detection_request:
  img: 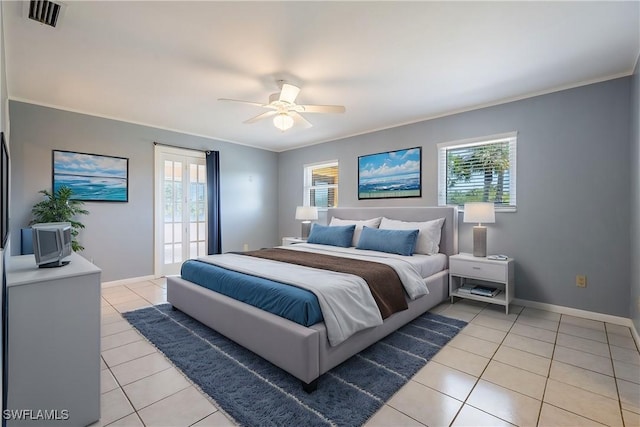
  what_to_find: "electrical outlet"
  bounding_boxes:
[243,243,249,251]
[576,275,587,288]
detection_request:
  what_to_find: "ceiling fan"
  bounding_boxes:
[218,82,346,132]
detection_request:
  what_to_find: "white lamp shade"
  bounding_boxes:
[463,202,495,224]
[273,113,294,131]
[295,206,318,221]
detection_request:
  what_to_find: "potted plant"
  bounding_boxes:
[30,186,89,252]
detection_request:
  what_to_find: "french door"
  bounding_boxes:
[154,145,207,276]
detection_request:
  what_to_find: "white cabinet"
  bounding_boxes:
[5,253,101,426]
[449,253,514,314]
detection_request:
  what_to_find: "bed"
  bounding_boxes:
[167,206,458,391]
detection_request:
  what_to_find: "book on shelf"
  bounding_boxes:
[470,285,501,297]
[457,285,476,294]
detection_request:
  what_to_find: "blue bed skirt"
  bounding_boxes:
[180,259,324,327]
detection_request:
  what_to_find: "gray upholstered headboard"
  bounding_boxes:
[327,206,458,256]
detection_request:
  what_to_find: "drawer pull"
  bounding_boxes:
[472,266,481,270]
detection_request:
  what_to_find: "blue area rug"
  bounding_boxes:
[123,304,466,427]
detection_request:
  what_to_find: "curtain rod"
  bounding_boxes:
[153,141,211,155]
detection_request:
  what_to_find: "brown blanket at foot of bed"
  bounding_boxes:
[240,248,408,318]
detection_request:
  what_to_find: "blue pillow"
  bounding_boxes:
[356,226,419,256]
[307,224,355,248]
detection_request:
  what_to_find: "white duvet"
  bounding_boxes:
[197,243,431,346]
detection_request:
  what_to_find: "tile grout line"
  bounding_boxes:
[535,312,561,427]
[448,304,517,426]
[98,291,636,427]
[607,322,628,427]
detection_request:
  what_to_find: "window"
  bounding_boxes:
[438,132,517,210]
[304,161,338,209]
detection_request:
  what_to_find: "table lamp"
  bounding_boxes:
[295,206,318,239]
[463,202,495,257]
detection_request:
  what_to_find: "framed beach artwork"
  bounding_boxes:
[52,150,129,202]
[358,147,422,200]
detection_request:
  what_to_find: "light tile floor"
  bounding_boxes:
[97,279,640,427]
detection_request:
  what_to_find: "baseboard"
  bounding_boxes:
[513,298,632,326]
[513,298,640,349]
[101,275,158,288]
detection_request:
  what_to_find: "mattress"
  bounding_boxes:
[181,243,447,330]
[180,259,323,326]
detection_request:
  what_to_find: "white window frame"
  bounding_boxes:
[437,132,517,211]
[303,160,339,210]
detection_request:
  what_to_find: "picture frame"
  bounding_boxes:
[358,147,422,200]
[52,150,129,202]
[1,132,8,249]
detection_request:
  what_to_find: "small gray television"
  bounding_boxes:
[32,222,72,268]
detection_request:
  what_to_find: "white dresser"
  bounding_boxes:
[5,253,101,426]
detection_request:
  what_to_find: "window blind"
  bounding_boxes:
[304,161,339,209]
[438,133,517,209]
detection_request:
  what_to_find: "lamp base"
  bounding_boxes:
[472,226,487,257]
[301,222,311,239]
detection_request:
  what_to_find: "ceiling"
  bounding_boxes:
[3,1,639,152]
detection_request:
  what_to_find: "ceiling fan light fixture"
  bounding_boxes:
[273,113,294,132]
[219,81,345,131]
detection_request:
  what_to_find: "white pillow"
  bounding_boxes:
[329,217,382,247]
[379,217,445,255]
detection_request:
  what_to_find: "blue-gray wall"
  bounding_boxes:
[8,101,279,282]
[631,57,639,332]
[279,78,632,318]
[7,75,636,319]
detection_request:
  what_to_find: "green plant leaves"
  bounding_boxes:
[31,186,89,251]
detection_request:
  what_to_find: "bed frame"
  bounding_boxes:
[167,206,458,392]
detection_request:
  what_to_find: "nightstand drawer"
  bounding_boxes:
[450,259,506,282]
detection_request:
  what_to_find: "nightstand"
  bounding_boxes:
[449,253,514,314]
[282,237,307,246]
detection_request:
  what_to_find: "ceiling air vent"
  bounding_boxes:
[28,0,63,28]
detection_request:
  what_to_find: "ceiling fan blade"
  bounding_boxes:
[279,83,300,104]
[298,104,346,114]
[243,110,277,124]
[218,98,266,107]
[290,111,313,128]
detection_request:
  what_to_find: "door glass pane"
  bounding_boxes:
[175,182,183,205]
[173,243,182,263]
[189,197,197,221]
[190,242,198,258]
[164,202,173,222]
[173,223,182,243]
[197,202,204,221]
[174,200,182,222]
[164,223,173,243]
[189,222,197,241]
[164,244,173,264]
[164,161,173,181]
[198,222,206,240]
